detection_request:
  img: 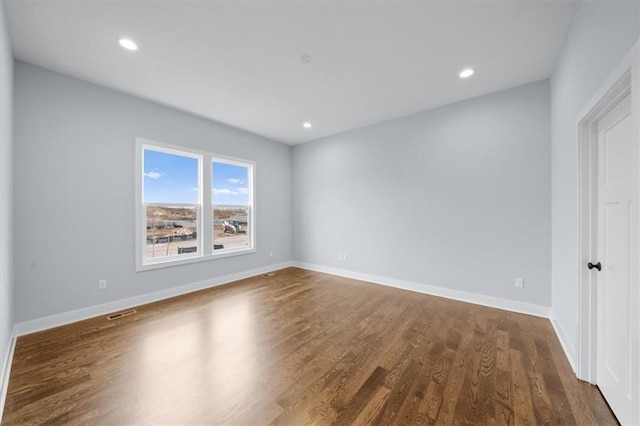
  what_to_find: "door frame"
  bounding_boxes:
[576,40,640,419]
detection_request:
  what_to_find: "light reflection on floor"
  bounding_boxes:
[134,295,257,422]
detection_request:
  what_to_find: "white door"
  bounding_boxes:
[595,93,638,423]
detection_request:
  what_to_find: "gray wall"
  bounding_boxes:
[13,62,292,323]
[550,2,640,357]
[0,0,14,379]
[11,0,637,350]
[293,80,551,306]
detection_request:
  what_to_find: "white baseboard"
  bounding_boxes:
[550,312,577,374]
[13,261,293,337]
[293,261,551,318]
[0,329,16,422]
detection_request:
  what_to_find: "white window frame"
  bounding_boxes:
[212,155,256,257]
[135,138,256,272]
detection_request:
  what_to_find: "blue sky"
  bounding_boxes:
[212,161,249,205]
[143,149,249,205]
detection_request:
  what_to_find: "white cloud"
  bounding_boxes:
[228,178,242,184]
[213,188,246,196]
[213,188,232,195]
[144,171,163,179]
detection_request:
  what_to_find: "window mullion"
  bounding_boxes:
[202,154,213,255]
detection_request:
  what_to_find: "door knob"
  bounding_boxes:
[588,262,602,271]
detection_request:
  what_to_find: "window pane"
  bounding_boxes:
[146,205,198,260]
[213,206,249,250]
[212,161,250,250]
[144,149,199,204]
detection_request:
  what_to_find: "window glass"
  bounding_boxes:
[143,149,198,204]
[143,148,200,262]
[212,160,250,251]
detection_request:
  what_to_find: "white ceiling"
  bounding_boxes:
[6,0,578,145]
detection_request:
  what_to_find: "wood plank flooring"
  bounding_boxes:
[2,267,617,424]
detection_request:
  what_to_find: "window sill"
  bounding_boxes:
[136,247,256,272]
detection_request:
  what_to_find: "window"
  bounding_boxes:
[212,159,252,252]
[136,138,255,271]
[143,147,201,263]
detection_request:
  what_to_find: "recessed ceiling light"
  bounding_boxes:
[303,122,312,128]
[459,68,474,79]
[119,38,138,51]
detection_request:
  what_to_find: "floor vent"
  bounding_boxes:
[107,309,137,320]
[262,273,275,278]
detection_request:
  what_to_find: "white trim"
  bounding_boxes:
[550,312,577,374]
[134,247,258,272]
[136,138,203,271]
[575,40,640,424]
[0,329,16,422]
[211,156,256,257]
[135,137,257,272]
[13,262,292,337]
[576,40,640,387]
[293,262,550,318]
[634,40,640,426]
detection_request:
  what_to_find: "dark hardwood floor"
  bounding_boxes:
[2,267,617,424]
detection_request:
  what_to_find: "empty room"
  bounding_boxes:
[0,0,639,424]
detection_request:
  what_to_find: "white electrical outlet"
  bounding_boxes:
[99,279,107,290]
[269,251,273,257]
[343,254,348,261]
[515,278,524,288]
